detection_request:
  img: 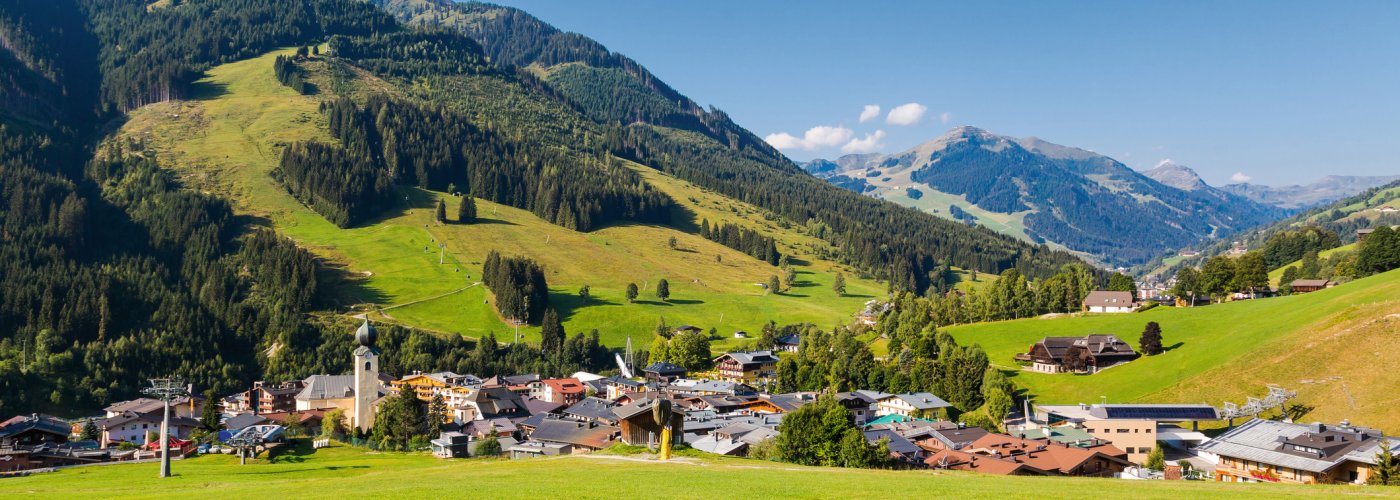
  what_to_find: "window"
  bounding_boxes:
[365,361,371,370]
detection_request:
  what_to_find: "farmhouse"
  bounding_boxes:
[0,414,71,448]
[1202,419,1399,485]
[642,361,688,384]
[1082,291,1137,313]
[1290,279,1334,293]
[863,392,952,420]
[775,333,801,353]
[1019,335,1138,374]
[712,351,779,383]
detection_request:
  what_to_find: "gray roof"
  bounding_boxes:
[775,334,801,346]
[528,419,618,449]
[864,429,921,456]
[893,392,952,410]
[717,350,779,365]
[1083,291,1135,308]
[643,361,688,375]
[296,375,357,401]
[564,397,620,424]
[223,413,268,431]
[1198,419,1391,473]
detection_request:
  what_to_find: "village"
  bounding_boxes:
[4,299,1397,488]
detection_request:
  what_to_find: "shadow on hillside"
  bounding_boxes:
[190,80,231,101]
[667,298,704,305]
[314,260,392,310]
[469,217,518,226]
[1163,342,1185,352]
[550,292,622,323]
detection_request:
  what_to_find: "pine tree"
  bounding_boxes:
[767,275,780,294]
[435,199,447,223]
[1139,321,1164,355]
[457,196,476,223]
[1370,439,1399,486]
[668,235,678,249]
[80,421,100,441]
[427,394,448,437]
[200,395,222,432]
[540,307,565,354]
[655,278,670,301]
[833,273,846,296]
[625,283,639,303]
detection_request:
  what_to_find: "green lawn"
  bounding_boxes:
[949,268,1400,431]
[0,442,1379,499]
[114,49,886,348]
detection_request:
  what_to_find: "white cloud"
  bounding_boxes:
[1231,171,1253,183]
[841,130,887,154]
[886,102,928,125]
[764,125,854,151]
[939,111,953,124]
[1155,158,1175,167]
[859,105,881,123]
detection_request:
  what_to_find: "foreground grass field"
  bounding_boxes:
[950,268,1400,431]
[2,443,1388,499]
[114,49,904,347]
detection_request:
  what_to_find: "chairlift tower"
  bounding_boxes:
[142,377,188,478]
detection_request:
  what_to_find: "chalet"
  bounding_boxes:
[1202,419,1399,485]
[464,386,530,421]
[1020,335,1138,374]
[674,325,704,336]
[925,433,1130,476]
[712,350,780,383]
[918,424,990,452]
[94,411,199,447]
[539,378,587,406]
[690,422,777,456]
[1357,228,1374,239]
[863,392,952,420]
[865,428,926,464]
[774,333,801,353]
[518,418,614,455]
[223,413,269,432]
[0,414,70,447]
[1290,279,1334,293]
[563,397,620,425]
[1082,291,1136,313]
[642,361,688,384]
[259,409,327,433]
[104,396,204,420]
[242,380,304,415]
[613,397,685,448]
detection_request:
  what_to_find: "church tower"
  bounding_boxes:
[353,319,380,432]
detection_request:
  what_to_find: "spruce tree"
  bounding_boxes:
[767,275,780,294]
[435,199,447,223]
[625,283,639,303]
[1139,321,1163,355]
[427,394,447,437]
[833,273,846,296]
[540,307,565,354]
[1145,445,1166,471]
[200,395,222,432]
[457,195,476,224]
[1370,439,1399,486]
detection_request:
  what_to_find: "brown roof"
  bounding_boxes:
[950,433,1128,475]
[1291,279,1332,288]
[1082,291,1135,308]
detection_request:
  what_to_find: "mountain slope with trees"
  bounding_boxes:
[804,126,1285,267]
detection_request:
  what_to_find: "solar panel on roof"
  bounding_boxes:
[1101,406,1218,420]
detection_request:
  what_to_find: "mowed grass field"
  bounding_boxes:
[949,269,1400,431]
[0,443,1382,499]
[115,49,889,347]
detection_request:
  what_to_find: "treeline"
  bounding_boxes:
[700,219,780,265]
[1259,227,1341,271]
[79,0,395,112]
[482,251,550,325]
[874,265,1099,349]
[326,29,493,80]
[273,54,309,94]
[318,95,672,231]
[276,141,396,227]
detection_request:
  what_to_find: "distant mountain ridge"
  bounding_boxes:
[803,127,1286,267]
[1221,175,1400,209]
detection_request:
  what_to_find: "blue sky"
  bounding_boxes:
[486,1,1400,186]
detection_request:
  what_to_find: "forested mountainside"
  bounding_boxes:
[359,0,1091,290]
[1144,178,1400,278]
[804,127,1284,267]
[0,0,1094,415]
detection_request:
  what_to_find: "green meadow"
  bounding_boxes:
[115,49,897,348]
[949,268,1400,431]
